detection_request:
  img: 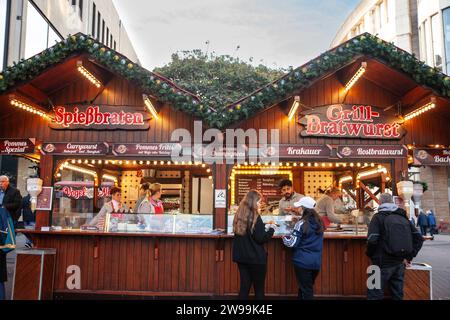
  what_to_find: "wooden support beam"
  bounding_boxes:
[343,187,357,203]
[359,181,381,205]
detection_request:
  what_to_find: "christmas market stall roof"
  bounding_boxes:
[220,32,450,129]
[0,33,204,119]
[1,32,450,129]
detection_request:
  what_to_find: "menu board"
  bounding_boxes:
[235,174,290,204]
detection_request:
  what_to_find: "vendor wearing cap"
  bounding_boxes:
[278,179,303,216]
[283,196,324,300]
[315,187,343,226]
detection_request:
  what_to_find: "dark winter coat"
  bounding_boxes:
[232,215,274,265]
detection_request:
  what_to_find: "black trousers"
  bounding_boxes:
[237,263,267,299]
[367,263,405,300]
[294,266,319,300]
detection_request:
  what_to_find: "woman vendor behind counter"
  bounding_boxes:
[137,183,164,214]
[88,186,128,229]
[315,188,344,227]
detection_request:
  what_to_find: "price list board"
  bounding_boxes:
[235,174,290,204]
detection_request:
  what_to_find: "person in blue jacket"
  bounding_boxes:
[282,196,324,300]
[427,210,437,237]
[417,210,429,236]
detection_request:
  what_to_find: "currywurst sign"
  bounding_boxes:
[298,104,405,139]
[49,105,150,130]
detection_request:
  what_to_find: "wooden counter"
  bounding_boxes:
[19,229,369,298]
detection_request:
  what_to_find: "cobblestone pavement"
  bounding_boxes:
[414,234,450,300]
[4,234,450,300]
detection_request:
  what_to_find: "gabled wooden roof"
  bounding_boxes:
[0,33,203,116]
[219,33,450,128]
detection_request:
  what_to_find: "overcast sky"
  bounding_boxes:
[112,0,359,70]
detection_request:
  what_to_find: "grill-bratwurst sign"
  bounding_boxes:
[49,105,150,130]
[298,104,404,139]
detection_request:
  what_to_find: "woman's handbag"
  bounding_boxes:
[0,208,16,253]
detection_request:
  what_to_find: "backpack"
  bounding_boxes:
[0,208,16,253]
[382,212,413,258]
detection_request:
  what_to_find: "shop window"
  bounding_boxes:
[0,0,9,70]
[24,1,62,59]
[91,3,96,37]
[431,14,443,71]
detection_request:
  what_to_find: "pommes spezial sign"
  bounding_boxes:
[298,104,405,139]
[49,105,151,130]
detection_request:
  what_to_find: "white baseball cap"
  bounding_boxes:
[294,196,316,209]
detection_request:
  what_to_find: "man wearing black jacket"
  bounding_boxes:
[0,175,22,223]
[366,193,423,300]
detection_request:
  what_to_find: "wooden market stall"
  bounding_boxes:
[0,33,449,299]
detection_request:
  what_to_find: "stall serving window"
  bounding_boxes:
[227,161,393,235]
[51,159,215,234]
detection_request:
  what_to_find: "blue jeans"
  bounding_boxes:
[367,264,405,300]
[0,282,5,300]
[419,226,428,236]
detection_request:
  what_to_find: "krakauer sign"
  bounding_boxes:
[49,105,151,130]
[298,104,405,139]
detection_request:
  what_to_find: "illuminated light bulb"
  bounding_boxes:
[357,163,361,167]
[314,163,319,167]
[307,163,311,167]
[167,161,171,165]
[264,162,269,166]
[125,161,130,165]
[257,162,261,166]
[208,176,213,180]
[132,160,137,165]
[146,161,150,165]
[201,164,206,168]
[174,161,179,165]
[336,163,340,168]
[350,163,354,167]
[91,160,95,164]
[321,163,326,167]
[207,168,211,173]
[293,163,297,167]
[77,62,102,88]
[181,161,185,165]
[105,160,109,165]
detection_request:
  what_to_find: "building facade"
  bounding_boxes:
[331,0,420,57]
[332,0,450,224]
[0,0,139,198]
[0,0,139,71]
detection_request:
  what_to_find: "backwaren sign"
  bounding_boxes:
[413,148,450,166]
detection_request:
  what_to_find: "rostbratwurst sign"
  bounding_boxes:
[337,145,408,158]
[49,105,150,130]
[0,138,35,154]
[413,148,450,166]
[40,142,109,155]
[298,104,404,139]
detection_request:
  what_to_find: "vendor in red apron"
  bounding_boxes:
[148,183,164,214]
[315,187,342,229]
[88,186,128,229]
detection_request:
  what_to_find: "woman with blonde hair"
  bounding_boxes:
[232,190,276,299]
[137,183,164,214]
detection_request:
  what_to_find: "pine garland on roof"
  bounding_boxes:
[1,33,449,129]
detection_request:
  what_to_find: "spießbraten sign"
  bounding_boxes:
[49,105,151,130]
[298,104,405,139]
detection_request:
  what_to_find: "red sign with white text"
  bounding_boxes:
[0,138,35,154]
[298,104,405,139]
[49,105,150,130]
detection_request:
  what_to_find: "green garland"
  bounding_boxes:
[1,32,449,129]
[0,33,205,119]
[217,32,450,129]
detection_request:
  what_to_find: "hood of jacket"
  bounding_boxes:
[378,203,398,213]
